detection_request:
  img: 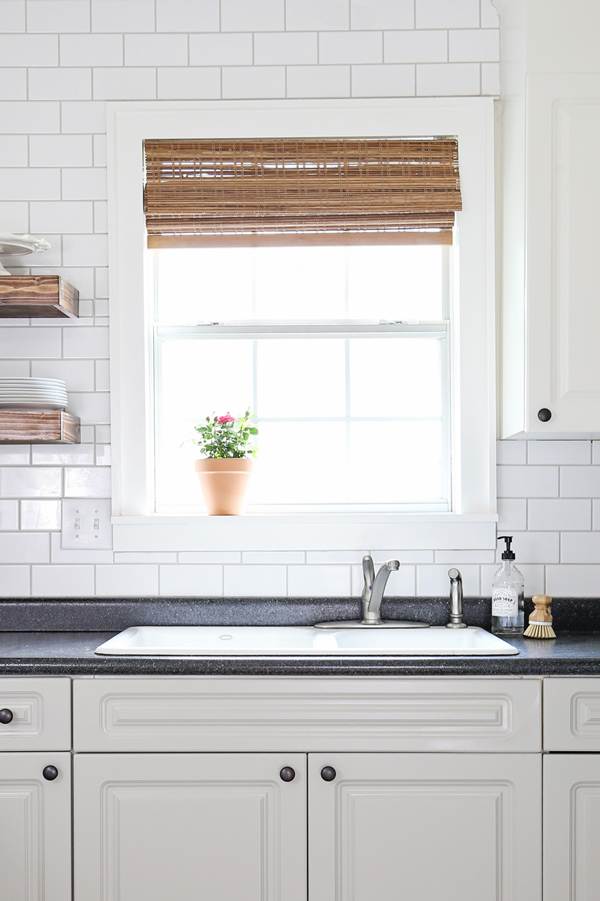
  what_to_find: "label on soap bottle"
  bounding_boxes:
[492,588,518,617]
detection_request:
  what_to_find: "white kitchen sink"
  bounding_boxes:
[95,625,518,656]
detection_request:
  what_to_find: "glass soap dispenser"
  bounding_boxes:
[491,535,525,635]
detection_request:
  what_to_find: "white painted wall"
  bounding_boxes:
[2,0,590,601]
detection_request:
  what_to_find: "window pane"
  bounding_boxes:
[254,247,346,319]
[347,245,444,320]
[257,339,346,418]
[156,248,254,322]
[349,338,442,419]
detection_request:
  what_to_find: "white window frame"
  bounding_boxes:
[107,99,497,553]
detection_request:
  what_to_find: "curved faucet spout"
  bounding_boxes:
[362,558,400,624]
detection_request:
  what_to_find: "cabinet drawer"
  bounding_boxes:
[0,678,71,751]
[73,676,541,753]
[544,677,600,750]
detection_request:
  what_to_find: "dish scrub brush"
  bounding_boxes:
[523,594,556,639]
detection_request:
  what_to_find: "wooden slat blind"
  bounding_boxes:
[144,137,462,247]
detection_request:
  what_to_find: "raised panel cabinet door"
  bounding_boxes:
[544,754,600,901]
[308,753,541,901]
[0,752,71,901]
[74,753,307,901]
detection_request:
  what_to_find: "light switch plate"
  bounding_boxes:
[61,498,113,549]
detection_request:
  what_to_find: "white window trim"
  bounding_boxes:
[107,98,497,552]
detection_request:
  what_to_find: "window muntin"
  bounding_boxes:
[153,244,450,514]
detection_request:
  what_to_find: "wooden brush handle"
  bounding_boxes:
[530,594,553,624]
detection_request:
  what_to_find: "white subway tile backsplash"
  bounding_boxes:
[560,466,600,498]
[222,66,286,99]
[61,167,107,200]
[497,498,528,532]
[95,425,111,444]
[286,0,349,31]
[351,64,415,97]
[434,549,496,563]
[352,563,416,597]
[528,498,592,532]
[60,36,121,70]
[125,34,188,67]
[190,33,253,66]
[0,566,31,597]
[28,0,91,33]
[95,359,110,391]
[319,31,382,64]
[0,327,62,358]
[93,135,107,167]
[498,531,560,564]
[33,564,94,596]
[497,465,559,498]
[68,391,111,424]
[0,34,58,66]
[0,138,28,168]
[286,65,350,98]
[156,0,220,33]
[0,532,49,563]
[480,0,500,28]
[417,62,481,96]
[546,565,600,598]
[60,101,107,134]
[30,201,94,234]
[91,0,155,33]
[561,532,600,564]
[496,440,527,465]
[385,30,448,64]
[416,0,480,29]
[481,62,500,96]
[50,532,113,564]
[159,564,223,596]
[0,169,61,201]
[0,501,19,531]
[2,1,26,33]
[0,446,31,466]
[29,68,92,101]
[221,0,284,32]
[0,69,27,100]
[243,551,305,564]
[288,565,351,597]
[30,135,93,167]
[20,500,61,531]
[480,563,545,597]
[95,445,111,466]
[62,234,108,267]
[179,551,241,563]
[223,564,287,596]
[96,563,159,596]
[64,467,111,498]
[416,564,480,597]
[0,101,60,134]
[93,68,157,101]
[31,356,95,391]
[32,445,95,466]
[528,440,590,465]
[157,67,221,100]
[351,0,414,30]
[116,552,177,563]
[449,29,499,63]
[254,32,317,65]
[1,468,62,498]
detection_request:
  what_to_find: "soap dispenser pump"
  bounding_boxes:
[491,536,525,635]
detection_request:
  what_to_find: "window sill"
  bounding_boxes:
[112,513,498,553]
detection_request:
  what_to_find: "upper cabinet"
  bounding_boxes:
[498,0,600,437]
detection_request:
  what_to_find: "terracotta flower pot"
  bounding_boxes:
[194,458,254,516]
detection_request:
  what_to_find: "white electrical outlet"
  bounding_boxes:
[61,498,113,550]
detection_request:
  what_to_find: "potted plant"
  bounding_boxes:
[193,409,258,515]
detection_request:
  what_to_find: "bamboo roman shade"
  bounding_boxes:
[144,137,462,247]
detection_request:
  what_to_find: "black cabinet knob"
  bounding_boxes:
[0,708,13,724]
[320,766,337,782]
[42,765,58,781]
[538,408,552,422]
[279,766,296,782]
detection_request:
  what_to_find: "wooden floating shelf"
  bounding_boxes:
[0,275,79,318]
[0,411,80,444]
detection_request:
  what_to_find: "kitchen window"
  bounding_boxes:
[107,100,496,551]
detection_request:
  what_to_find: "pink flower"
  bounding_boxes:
[218,414,235,424]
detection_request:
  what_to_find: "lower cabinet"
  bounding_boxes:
[0,752,71,901]
[543,755,600,901]
[73,750,542,901]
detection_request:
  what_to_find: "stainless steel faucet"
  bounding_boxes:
[447,567,467,628]
[361,555,400,625]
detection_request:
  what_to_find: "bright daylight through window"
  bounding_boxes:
[153,242,450,513]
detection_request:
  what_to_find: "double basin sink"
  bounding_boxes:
[95,625,518,657]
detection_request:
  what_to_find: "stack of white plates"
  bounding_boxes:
[0,378,68,411]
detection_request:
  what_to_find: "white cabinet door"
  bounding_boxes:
[544,754,600,901]
[74,753,307,901]
[308,753,541,901]
[0,752,71,901]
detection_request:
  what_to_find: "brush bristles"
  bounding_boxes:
[523,622,556,639]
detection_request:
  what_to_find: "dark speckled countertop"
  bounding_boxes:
[1,596,600,676]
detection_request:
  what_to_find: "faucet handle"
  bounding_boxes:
[362,555,375,591]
